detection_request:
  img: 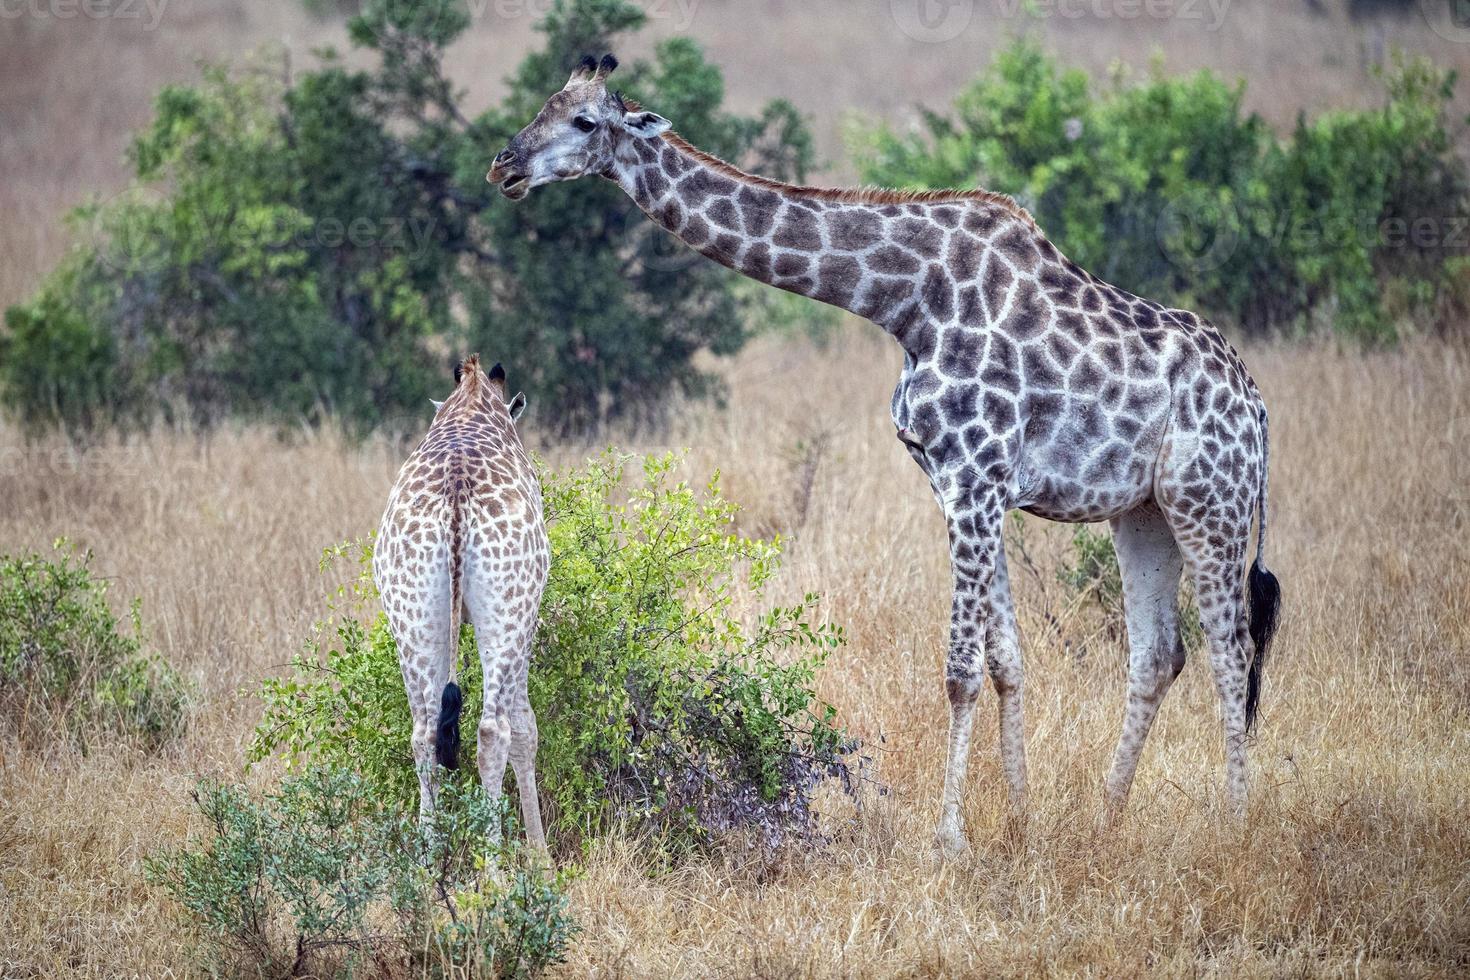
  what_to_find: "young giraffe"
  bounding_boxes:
[374,355,549,849]
[488,55,1282,855]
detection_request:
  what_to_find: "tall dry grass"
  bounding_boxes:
[1,328,1467,976]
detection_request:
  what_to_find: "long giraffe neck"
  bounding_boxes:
[606,131,1039,353]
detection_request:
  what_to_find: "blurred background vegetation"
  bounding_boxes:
[1,0,1466,435]
[851,38,1468,341]
[0,0,816,434]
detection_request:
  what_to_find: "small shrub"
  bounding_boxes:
[145,768,576,978]
[414,786,577,979]
[0,542,187,749]
[251,451,861,857]
[1058,524,1205,659]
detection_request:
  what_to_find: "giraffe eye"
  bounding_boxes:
[573,116,597,133]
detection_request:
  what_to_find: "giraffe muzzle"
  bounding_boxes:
[486,149,529,199]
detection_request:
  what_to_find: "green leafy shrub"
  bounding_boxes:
[849,37,1468,340]
[145,768,576,978]
[1057,524,1204,658]
[252,452,859,856]
[0,543,187,749]
[1,0,815,434]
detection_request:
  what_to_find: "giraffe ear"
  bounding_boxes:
[622,110,671,138]
[508,391,527,422]
[430,398,444,412]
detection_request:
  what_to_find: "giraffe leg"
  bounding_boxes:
[1102,503,1186,821]
[1161,492,1255,819]
[393,641,449,826]
[508,664,547,852]
[410,699,439,824]
[475,675,512,828]
[1193,561,1252,819]
[935,485,1006,859]
[468,620,516,842]
[986,547,1028,813]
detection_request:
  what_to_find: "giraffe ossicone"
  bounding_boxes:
[488,55,1282,853]
[374,355,549,850]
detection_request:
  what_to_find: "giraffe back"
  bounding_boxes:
[374,358,548,699]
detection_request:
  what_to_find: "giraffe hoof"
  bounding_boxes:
[1094,795,1128,834]
[934,827,971,862]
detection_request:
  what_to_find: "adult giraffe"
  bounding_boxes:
[488,54,1281,855]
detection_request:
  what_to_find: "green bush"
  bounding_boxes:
[251,452,859,856]
[849,37,1468,340]
[145,768,576,978]
[1,0,815,434]
[1056,524,1204,658]
[0,543,187,749]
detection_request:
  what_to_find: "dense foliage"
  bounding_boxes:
[0,543,187,749]
[145,769,576,978]
[251,452,859,856]
[0,0,814,433]
[851,38,1469,340]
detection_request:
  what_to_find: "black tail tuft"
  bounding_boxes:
[436,682,462,770]
[1245,560,1281,735]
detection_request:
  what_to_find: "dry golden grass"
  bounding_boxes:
[2,328,1468,977]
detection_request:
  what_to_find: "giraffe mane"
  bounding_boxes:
[455,354,480,385]
[444,353,517,426]
[649,127,1037,230]
[446,354,488,409]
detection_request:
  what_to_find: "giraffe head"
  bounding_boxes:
[433,355,526,423]
[486,53,670,199]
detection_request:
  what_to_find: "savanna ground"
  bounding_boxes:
[3,327,1468,977]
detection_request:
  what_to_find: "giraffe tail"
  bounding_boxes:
[435,478,468,771]
[436,681,462,770]
[1245,403,1281,735]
